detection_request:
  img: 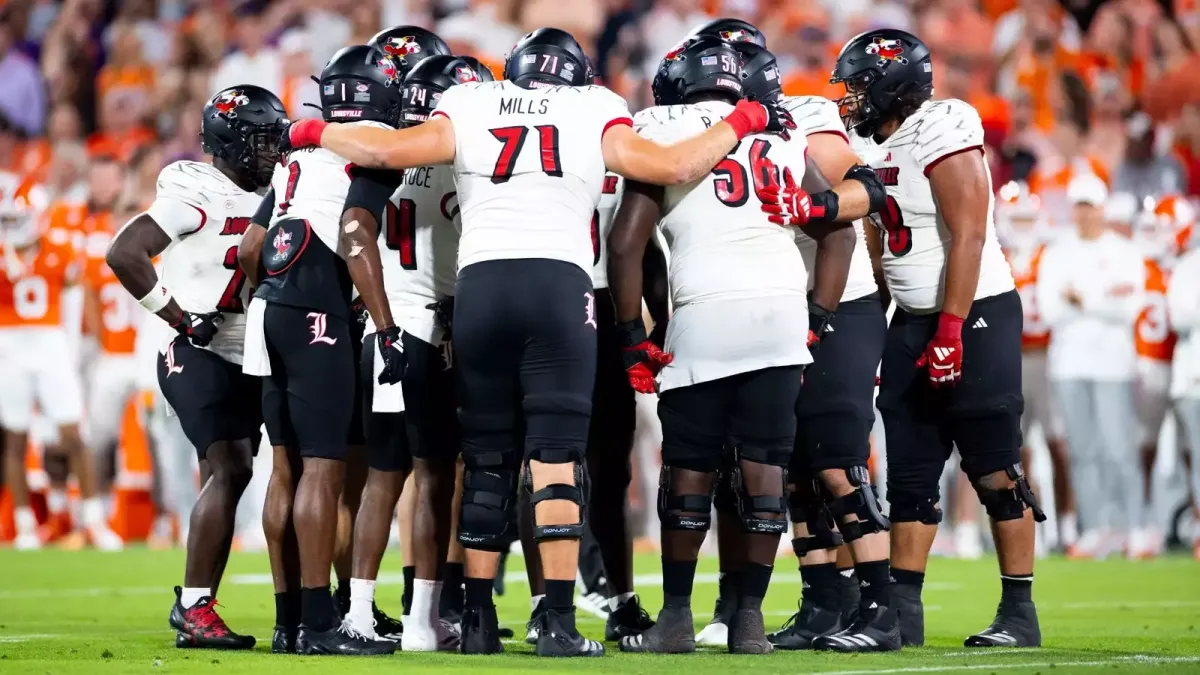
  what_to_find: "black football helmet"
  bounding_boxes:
[504,28,593,88]
[733,42,782,103]
[830,29,933,137]
[402,55,482,127]
[368,26,451,79]
[651,36,745,107]
[201,85,288,187]
[457,55,496,82]
[688,18,767,48]
[318,44,405,127]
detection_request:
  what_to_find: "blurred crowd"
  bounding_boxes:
[1,0,1200,557]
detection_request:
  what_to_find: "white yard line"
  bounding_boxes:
[815,655,1200,675]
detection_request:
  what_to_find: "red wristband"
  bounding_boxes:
[935,312,965,339]
[724,110,752,139]
[291,119,328,148]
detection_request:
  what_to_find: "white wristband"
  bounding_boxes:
[138,281,172,313]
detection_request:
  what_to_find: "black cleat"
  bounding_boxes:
[604,595,655,641]
[814,603,902,653]
[373,605,404,642]
[294,622,397,655]
[535,607,604,657]
[619,605,695,653]
[965,600,1041,648]
[169,587,256,650]
[892,582,925,647]
[272,625,297,654]
[526,599,546,644]
[727,608,772,654]
[768,599,844,650]
[460,605,504,655]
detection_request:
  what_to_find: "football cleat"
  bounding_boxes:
[813,603,901,653]
[892,582,925,647]
[534,608,604,657]
[604,595,655,641]
[965,600,1041,648]
[272,625,297,654]
[401,618,460,652]
[526,599,546,644]
[619,605,695,653]
[294,620,397,655]
[768,600,844,650]
[169,587,256,650]
[727,608,772,654]
[373,605,404,641]
[460,605,504,655]
[695,584,735,647]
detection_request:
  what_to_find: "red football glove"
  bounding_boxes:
[617,319,673,394]
[759,168,827,227]
[287,119,327,150]
[723,99,796,140]
[915,312,965,387]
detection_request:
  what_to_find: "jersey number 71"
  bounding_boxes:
[489,125,562,183]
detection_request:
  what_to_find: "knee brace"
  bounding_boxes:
[728,446,789,535]
[788,478,843,555]
[658,465,716,531]
[971,463,1047,523]
[825,466,890,542]
[888,493,943,525]
[523,458,588,541]
[457,451,520,551]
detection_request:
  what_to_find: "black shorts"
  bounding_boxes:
[360,331,459,472]
[792,294,887,476]
[877,289,1024,503]
[658,365,803,473]
[157,336,262,460]
[261,302,355,460]
[586,288,636,474]
[454,259,597,468]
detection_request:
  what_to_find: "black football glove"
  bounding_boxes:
[762,100,796,141]
[426,297,455,339]
[351,296,369,327]
[375,325,407,385]
[807,303,834,355]
[171,311,223,348]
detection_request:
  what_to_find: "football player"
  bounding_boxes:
[105,85,287,649]
[288,26,794,657]
[836,29,1045,648]
[1165,221,1200,561]
[691,22,895,651]
[237,45,404,656]
[339,53,481,651]
[0,174,110,551]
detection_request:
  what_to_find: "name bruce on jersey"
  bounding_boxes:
[403,166,434,188]
[499,97,551,116]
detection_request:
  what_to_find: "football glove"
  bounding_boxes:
[375,325,407,385]
[351,296,369,327]
[807,304,834,353]
[170,311,223,348]
[724,99,797,141]
[760,168,828,227]
[617,319,672,394]
[280,119,326,154]
[426,297,455,339]
[915,312,965,387]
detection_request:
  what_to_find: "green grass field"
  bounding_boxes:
[1,549,1198,674]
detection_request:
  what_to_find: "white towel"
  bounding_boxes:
[369,331,406,413]
[242,297,271,376]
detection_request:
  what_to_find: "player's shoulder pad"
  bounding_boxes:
[632,104,710,144]
[914,99,983,139]
[432,81,485,117]
[781,95,846,138]
[156,161,232,204]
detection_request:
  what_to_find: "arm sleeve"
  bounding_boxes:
[144,163,210,240]
[1035,246,1072,328]
[782,96,848,140]
[344,168,404,221]
[911,100,985,177]
[1168,252,1200,332]
[1077,247,1144,325]
[252,188,276,228]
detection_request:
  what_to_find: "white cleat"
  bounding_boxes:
[87,524,125,552]
[13,532,42,551]
[695,620,728,647]
[401,619,460,652]
[575,590,610,620]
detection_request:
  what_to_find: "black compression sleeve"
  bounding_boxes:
[344,168,404,222]
[252,188,276,227]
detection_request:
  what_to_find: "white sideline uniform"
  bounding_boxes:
[633,102,812,392]
[782,95,878,303]
[849,99,1015,312]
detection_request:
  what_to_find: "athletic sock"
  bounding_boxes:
[718,568,740,602]
[410,579,442,628]
[46,489,68,514]
[799,562,839,609]
[464,577,493,609]
[737,562,773,611]
[544,579,575,612]
[607,591,635,611]
[401,565,416,615]
[347,578,376,630]
[275,591,300,628]
[891,567,925,592]
[180,587,210,609]
[855,560,891,608]
[440,562,464,614]
[662,559,698,607]
[301,586,336,632]
[14,507,37,535]
[1000,574,1033,603]
[530,593,545,612]
[335,578,351,611]
[81,497,106,527]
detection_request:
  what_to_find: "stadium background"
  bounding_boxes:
[1,0,1199,558]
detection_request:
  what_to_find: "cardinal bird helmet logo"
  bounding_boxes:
[866,37,908,66]
[377,58,399,85]
[213,90,250,117]
[455,66,479,83]
[384,36,421,58]
[719,29,751,43]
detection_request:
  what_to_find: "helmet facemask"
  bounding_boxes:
[832,71,878,135]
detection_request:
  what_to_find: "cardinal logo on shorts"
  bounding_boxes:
[272,228,292,261]
[164,342,184,377]
[584,292,597,330]
[307,312,338,345]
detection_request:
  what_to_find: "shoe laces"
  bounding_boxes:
[187,600,231,637]
[339,618,375,641]
[623,597,653,627]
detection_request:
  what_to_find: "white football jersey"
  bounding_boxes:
[849,99,1014,313]
[268,121,393,255]
[382,165,461,344]
[146,161,263,364]
[634,102,811,391]
[782,95,879,303]
[590,173,621,289]
[431,81,631,275]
